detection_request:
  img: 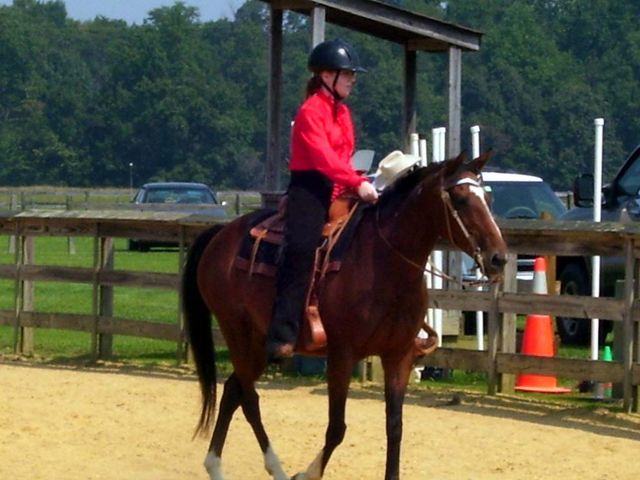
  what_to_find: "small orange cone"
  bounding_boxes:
[515,257,571,393]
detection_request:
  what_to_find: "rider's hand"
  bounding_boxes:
[357,181,378,203]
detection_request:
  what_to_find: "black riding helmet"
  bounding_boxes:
[308,38,367,73]
[308,38,366,100]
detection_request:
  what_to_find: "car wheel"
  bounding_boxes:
[556,263,610,345]
[128,240,139,251]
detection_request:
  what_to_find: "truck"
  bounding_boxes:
[555,144,640,344]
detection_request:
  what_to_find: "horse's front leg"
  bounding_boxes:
[292,352,354,480]
[380,352,414,480]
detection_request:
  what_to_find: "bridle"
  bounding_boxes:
[440,176,486,275]
[374,173,488,286]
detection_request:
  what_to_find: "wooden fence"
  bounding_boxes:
[0,210,639,412]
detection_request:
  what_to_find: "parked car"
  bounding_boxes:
[463,170,567,279]
[462,170,567,333]
[128,182,226,251]
[555,145,640,344]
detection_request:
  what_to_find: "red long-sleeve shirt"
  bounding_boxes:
[290,91,365,195]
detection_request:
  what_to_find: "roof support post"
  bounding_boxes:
[311,6,326,46]
[447,46,462,158]
[447,46,463,294]
[266,6,283,191]
[402,47,417,152]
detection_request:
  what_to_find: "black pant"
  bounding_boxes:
[267,171,332,347]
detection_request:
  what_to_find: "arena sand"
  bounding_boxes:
[1,361,639,479]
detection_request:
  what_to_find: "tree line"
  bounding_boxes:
[0,0,638,190]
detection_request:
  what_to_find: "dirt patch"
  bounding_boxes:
[1,360,638,479]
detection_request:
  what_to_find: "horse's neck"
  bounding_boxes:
[382,182,443,268]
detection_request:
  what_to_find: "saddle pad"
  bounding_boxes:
[235,209,284,276]
[234,203,369,277]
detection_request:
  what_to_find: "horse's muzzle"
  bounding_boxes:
[484,251,506,282]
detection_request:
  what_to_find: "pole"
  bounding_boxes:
[129,163,134,196]
[470,125,484,350]
[409,132,419,158]
[419,137,428,167]
[432,127,446,345]
[591,118,604,360]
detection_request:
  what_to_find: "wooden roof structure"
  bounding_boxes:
[257,0,484,191]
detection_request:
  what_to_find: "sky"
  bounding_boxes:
[0,0,245,23]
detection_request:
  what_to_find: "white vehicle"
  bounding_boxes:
[462,170,566,278]
[462,170,567,333]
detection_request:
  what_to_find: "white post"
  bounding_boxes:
[431,127,446,345]
[409,132,420,158]
[470,125,484,350]
[419,137,428,167]
[591,118,604,360]
[471,125,480,158]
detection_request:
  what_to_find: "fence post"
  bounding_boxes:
[177,226,187,365]
[621,238,637,412]
[499,253,518,393]
[487,283,500,395]
[98,237,114,359]
[635,258,640,413]
[8,194,17,254]
[14,235,34,355]
[66,195,76,255]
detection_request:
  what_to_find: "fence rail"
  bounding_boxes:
[0,211,639,411]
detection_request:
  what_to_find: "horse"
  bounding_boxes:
[183,150,507,480]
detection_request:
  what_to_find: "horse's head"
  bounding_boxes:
[437,151,507,282]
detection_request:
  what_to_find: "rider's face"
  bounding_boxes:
[321,70,357,98]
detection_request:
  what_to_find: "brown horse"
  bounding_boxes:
[183,151,506,480]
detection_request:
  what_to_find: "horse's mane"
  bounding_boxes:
[375,160,445,213]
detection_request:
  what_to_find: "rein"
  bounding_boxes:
[374,175,489,287]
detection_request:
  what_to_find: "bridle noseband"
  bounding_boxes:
[375,173,488,286]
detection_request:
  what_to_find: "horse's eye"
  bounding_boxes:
[451,193,469,207]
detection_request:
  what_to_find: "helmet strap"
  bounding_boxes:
[320,72,344,102]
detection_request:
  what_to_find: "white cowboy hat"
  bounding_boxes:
[373,150,420,190]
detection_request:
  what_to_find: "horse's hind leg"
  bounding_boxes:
[204,373,243,479]
[205,371,289,480]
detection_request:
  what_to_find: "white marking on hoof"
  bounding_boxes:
[204,451,223,480]
[264,443,289,480]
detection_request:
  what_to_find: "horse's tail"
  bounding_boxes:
[183,223,225,436]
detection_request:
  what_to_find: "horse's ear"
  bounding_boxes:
[442,150,467,178]
[471,149,493,171]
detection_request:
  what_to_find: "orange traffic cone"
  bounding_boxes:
[515,257,571,393]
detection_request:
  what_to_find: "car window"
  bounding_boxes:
[144,188,215,204]
[617,155,640,196]
[487,181,566,219]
